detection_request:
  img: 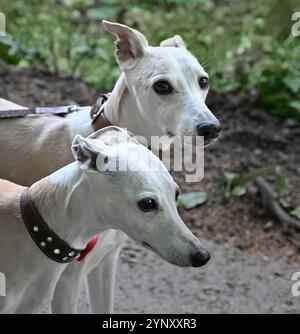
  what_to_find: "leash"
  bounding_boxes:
[9,94,111,263]
[0,92,112,124]
[20,188,98,264]
[0,105,81,119]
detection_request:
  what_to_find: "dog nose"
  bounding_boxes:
[197,122,221,140]
[191,250,210,267]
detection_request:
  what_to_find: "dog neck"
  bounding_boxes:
[29,163,111,249]
[65,72,160,141]
[101,73,128,126]
[96,73,161,140]
[66,106,95,138]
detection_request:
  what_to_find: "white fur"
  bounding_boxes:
[0,127,207,313]
[0,20,216,314]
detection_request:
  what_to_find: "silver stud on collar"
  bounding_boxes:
[21,188,83,264]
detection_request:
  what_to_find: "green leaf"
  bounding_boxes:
[221,170,238,182]
[231,186,246,197]
[177,192,208,210]
[275,166,288,199]
[283,77,300,94]
[0,39,21,65]
[221,166,274,199]
[290,207,300,220]
[289,101,300,112]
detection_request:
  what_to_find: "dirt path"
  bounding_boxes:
[74,238,300,314]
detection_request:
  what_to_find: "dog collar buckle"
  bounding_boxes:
[90,93,112,127]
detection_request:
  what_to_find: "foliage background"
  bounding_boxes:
[0,0,300,120]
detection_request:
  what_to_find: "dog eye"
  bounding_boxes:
[138,198,158,212]
[153,80,173,95]
[199,77,209,90]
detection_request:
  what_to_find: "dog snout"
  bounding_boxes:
[191,249,210,267]
[197,122,221,140]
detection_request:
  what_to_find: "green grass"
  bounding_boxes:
[0,0,299,120]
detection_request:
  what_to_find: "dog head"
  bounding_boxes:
[71,127,210,267]
[103,20,221,144]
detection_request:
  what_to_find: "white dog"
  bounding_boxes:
[0,20,219,313]
[0,127,209,314]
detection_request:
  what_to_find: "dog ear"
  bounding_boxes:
[72,135,99,171]
[160,35,186,49]
[72,135,113,172]
[103,20,148,69]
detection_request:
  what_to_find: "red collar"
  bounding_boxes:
[76,235,99,262]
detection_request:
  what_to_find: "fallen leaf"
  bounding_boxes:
[177,192,208,210]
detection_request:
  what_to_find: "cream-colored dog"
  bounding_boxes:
[0,20,218,313]
[0,127,209,314]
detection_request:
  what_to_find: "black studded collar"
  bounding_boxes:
[20,188,83,263]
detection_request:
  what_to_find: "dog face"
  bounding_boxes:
[103,21,221,144]
[72,127,210,267]
[115,170,210,268]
